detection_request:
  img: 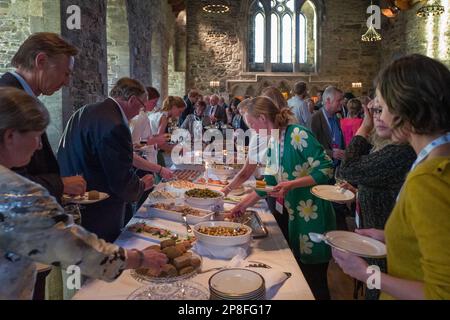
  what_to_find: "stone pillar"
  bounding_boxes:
[60,0,108,126]
[126,0,153,87]
[107,0,130,93]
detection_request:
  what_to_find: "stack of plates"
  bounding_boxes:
[209,269,266,300]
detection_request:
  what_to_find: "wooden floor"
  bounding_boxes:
[328,259,363,300]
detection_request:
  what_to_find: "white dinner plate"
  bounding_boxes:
[62,192,109,205]
[311,185,355,203]
[325,231,386,258]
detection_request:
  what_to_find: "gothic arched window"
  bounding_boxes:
[248,0,318,72]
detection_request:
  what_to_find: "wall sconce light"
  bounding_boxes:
[210,81,220,88]
[352,82,363,88]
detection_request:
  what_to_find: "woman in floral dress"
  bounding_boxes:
[230,96,336,300]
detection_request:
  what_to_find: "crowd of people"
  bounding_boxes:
[0,32,449,301]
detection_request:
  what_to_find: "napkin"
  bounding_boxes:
[226,256,290,297]
[192,242,250,259]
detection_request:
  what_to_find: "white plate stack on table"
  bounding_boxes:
[209,269,266,300]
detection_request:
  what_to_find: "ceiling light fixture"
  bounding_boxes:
[417,0,445,17]
[202,4,230,14]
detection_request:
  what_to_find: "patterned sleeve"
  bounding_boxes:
[340,135,416,187]
[290,126,334,184]
[0,168,127,282]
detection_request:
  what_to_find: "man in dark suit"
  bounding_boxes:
[0,32,86,201]
[178,89,200,126]
[311,86,345,163]
[207,94,227,124]
[57,78,154,242]
[0,32,88,300]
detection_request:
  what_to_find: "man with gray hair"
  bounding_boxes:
[57,77,154,242]
[288,81,312,128]
[207,94,227,124]
[311,86,345,164]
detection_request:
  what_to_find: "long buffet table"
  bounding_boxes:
[73,163,314,300]
[73,202,314,300]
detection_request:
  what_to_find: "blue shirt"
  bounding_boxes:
[10,71,36,97]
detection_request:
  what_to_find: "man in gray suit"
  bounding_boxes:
[207,94,227,124]
[311,86,345,165]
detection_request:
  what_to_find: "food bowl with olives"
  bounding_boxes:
[193,221,252,246]
[184,188,224,207]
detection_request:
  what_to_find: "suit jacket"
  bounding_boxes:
[57,98,144,242]
[0,72,64,200]
[178,97,194,126]
[311,110,345,158]
[206,105,227,124]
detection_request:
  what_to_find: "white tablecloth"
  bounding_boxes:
[72,197,314,300]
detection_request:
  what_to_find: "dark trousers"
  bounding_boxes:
[265,196,289,242]
[298,261,331,300]
[81,197,125,243]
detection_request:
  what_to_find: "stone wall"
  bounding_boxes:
[61,0,108,128]
[126,0,153,87]
[0,0,62,151]
[380,1,450,69]
[186,0,381,96]
[107,0,130,93]
[168,46,186,97]
[186,0,244,93]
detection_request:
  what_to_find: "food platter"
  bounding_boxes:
[131,241,202,283]
[126,220,195,244]
[143,202,215,224]
[172,169,202,181]
[223,210,268,239]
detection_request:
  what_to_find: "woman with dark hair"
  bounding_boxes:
[338,97,416,299]
[333,54,450,299]
[0,87,167,299]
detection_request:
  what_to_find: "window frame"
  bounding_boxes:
[247,0,321,73]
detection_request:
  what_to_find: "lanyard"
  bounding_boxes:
[322,108,338,144]
[410,132,450,171]
[397,132,450,202]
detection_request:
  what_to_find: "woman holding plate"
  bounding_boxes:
[333,54,450,299]
[229,96,336,300]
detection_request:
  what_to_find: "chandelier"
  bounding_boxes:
[202,4,230,14]
[362,1,382,42]
[417,0,445,17]
[362,25,382,42]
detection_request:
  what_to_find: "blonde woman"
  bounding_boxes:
[229,97,335,300]
[148,96,186,165]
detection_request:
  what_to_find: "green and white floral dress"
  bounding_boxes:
[256,125,336,264]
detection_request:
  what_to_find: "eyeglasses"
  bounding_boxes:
[135,97,147,109]
[371,108,383,118]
